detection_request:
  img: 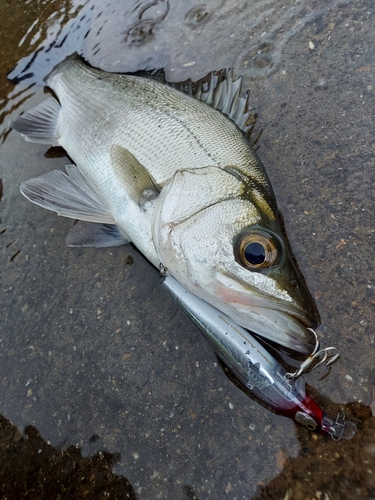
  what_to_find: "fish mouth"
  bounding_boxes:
[213,275,319,354]
[240,303,317,354]
[246,305,318,354]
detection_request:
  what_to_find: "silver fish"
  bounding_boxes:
[11,54,320,353]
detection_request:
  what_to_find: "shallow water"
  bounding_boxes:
[1,0,375,498]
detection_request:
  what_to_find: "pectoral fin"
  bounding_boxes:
[65,221,129,248]
[110,144,159,207]
[21,164,115,223]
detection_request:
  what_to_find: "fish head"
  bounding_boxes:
[153,165,320,354]
[218,219,321,353]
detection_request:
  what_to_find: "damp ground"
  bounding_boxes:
[1,1,375,499]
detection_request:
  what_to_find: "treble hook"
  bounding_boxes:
[285,328,341,381]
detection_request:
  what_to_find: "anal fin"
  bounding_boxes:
[10,97,61,145]
[65,221,130,248]
[21,164,115,224]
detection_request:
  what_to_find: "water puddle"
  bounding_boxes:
[1,0,375,498]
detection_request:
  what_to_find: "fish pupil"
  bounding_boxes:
[245,242,265,265]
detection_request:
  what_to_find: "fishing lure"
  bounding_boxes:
[162,275,356,440]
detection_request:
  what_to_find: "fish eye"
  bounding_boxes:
[235,230,279,269]
[244,242,266,266]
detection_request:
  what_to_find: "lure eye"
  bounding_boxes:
[236,230,279,269]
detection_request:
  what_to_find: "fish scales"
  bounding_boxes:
[49,57,270,191]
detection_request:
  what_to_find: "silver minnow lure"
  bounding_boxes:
[162,275,356,440]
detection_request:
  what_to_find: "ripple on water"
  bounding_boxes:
[184,4,212,30]
[236,0,354,78]
[0,0,353,143]
[124,0,170,45]
[6,0,354,83]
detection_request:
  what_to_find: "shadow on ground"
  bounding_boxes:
[0,414,137,499]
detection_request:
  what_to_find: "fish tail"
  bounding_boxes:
[10,96,61,146]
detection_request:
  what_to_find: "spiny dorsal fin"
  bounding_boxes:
[129,67,261,145]
[119,66,261,146]
[20,164,115,223]
[168,70,261,146]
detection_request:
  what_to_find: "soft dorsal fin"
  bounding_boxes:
[20,164,115,223]
[110,144,159,206]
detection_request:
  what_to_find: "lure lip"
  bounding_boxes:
[321,411,357,441]
[292,394,357,440]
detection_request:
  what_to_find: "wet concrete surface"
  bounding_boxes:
[1,0,375,498]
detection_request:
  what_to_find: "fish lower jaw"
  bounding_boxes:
[219,293,318,337]
[226,306,317,355]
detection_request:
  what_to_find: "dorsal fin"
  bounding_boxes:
[130,68,167,83]
[113,66,261,146]
[138,69,261,146]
